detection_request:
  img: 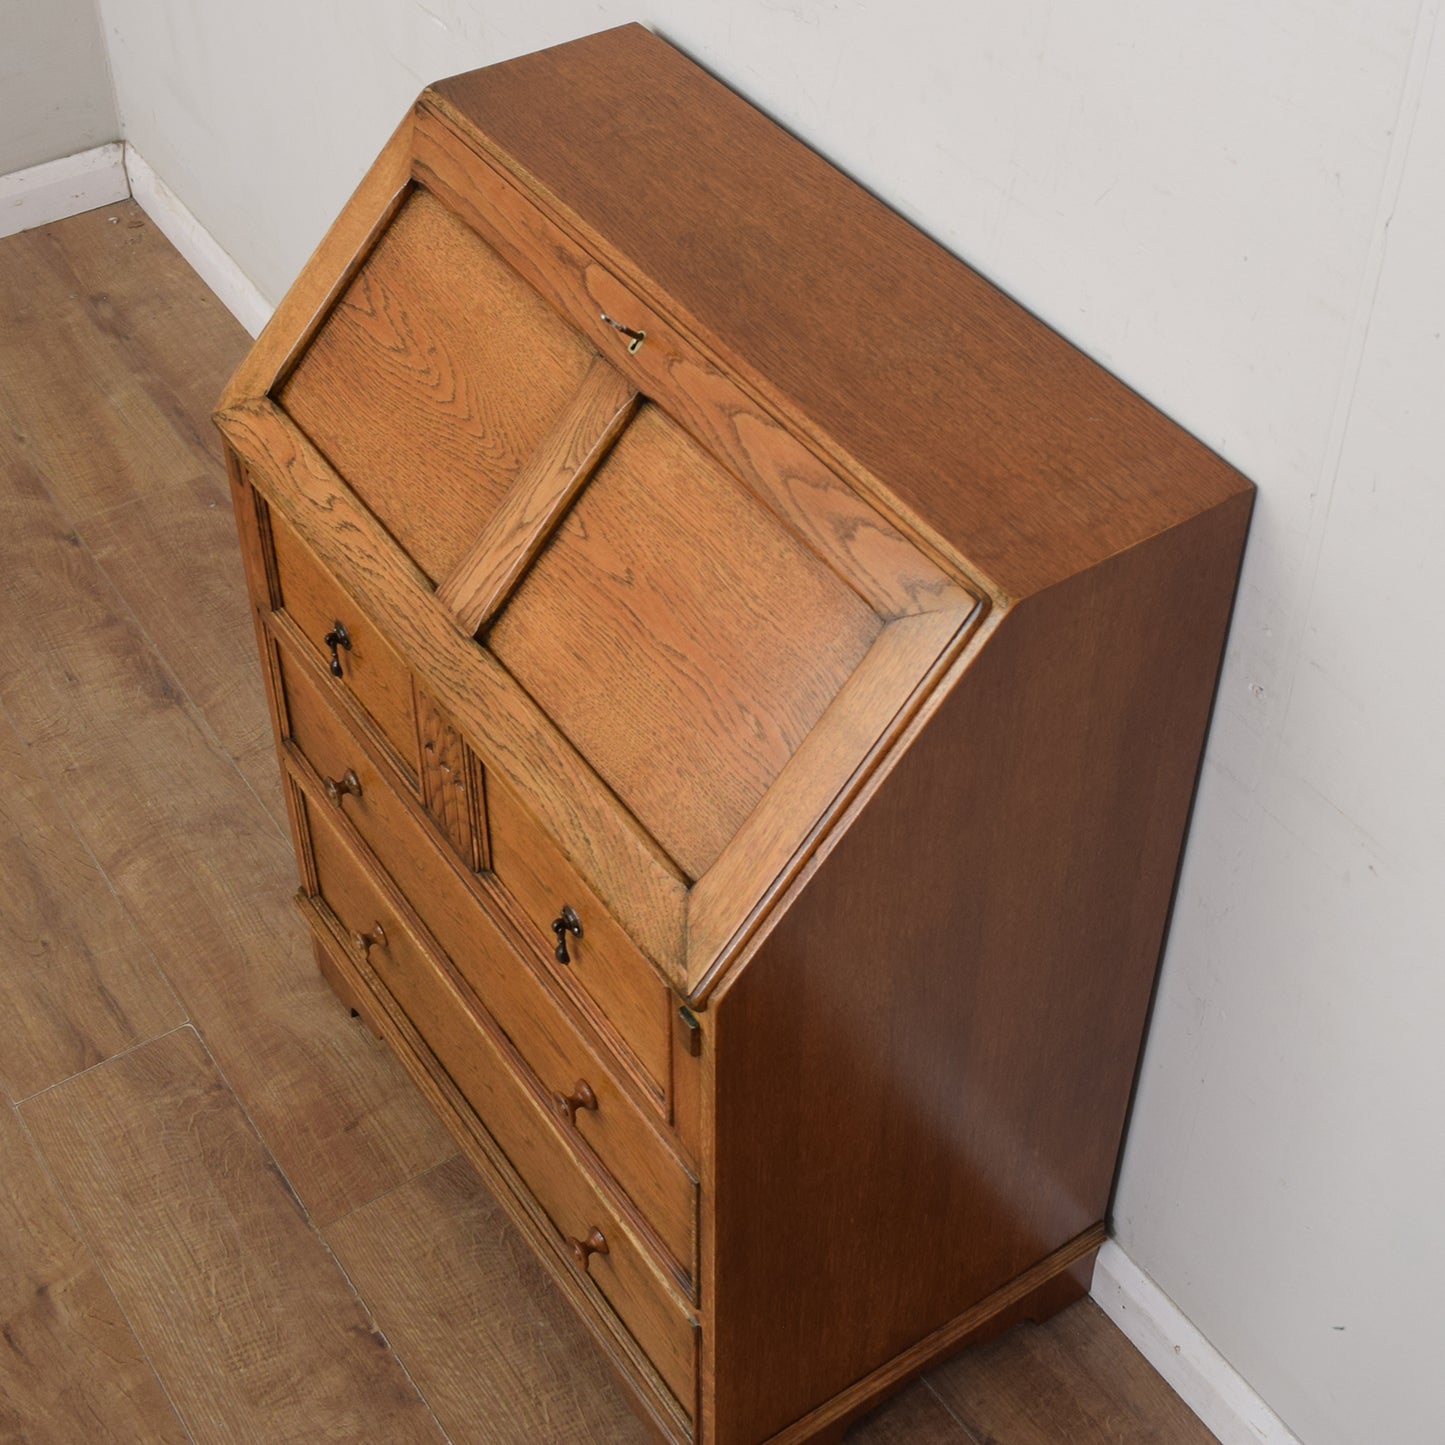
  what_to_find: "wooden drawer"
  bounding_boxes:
[266,505,418,776]
[487,770,672,1096]
[280,646,696,1282]
[303,803,697,1412]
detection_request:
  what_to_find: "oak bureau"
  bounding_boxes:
[216,24,1253,1444]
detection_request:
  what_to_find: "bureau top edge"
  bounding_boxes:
[425,22,1253,605]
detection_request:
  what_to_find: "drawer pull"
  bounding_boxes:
[568,1226,609,1272]
[322,768,363,807]
[552,1079,598,1125]
[352,921,388,958]
[550,903,582,964]
[323,619,352,677]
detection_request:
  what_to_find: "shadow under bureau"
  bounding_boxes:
[215,24,1253,1445]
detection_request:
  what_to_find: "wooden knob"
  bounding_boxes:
[322,768,363,807]
[352,921,387,958]
[553,1079,598,1125]
[569,1226,608,1272]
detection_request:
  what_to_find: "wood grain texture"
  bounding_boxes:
[0,1098,188,1444]
[286,724,696,1283]
[304,807,697,1410]
[79,467,286,828]
[0,193,1230,1445]
[415,683,478,865]
[0,204,241,523]
[224,114,416,409]
[0,446,453,1225]
[429,25,1252,601]
[20,1027,446,1444]
[279,185,596,583]
[0,710,185,1101]
[216,397,692,978]
[327,1154,653,1445]
[436,355,638,634]
[842,1382,975,1444]
[486,768,674,1097]
[928,1298,1219,1445]
[413,104,981,620]
[707,494,1252,1442]
[277,635,670,1114]
[269,505,421,775]
[489,401,882,880]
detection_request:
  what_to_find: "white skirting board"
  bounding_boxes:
[0,142,273,338]
[123,147,273,338]
[0,144,129,240]
[1091,1241,1304,1445]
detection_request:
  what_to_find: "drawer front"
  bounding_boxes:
[304,806,696,1411]
[267,506,418,775]
[487,770,671,1094]
[282,649,696,1281]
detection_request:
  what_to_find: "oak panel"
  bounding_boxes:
[486,768,673,1094]
[436,354,639,635]
[0,1099,187,1444]
[430,25,1250,600]
[269,505,420,776]
[20,1028,446,1444]
[0,711,184,1101]
[327,1155,651,1445]
[304,810,697,1412]
[279,185,596,583]
[217,397,692,978]
[489,402,882,880]
[289,726,696,1279]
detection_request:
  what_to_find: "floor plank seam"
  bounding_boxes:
[321,1147,468,1233]
[185,1017,459,1443]
[10,1094,200,1445]
[65,507,291,848]
[13,1020,194,1106]
[920,1377,987,1445]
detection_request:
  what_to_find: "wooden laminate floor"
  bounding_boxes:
[0,203,1217,1445]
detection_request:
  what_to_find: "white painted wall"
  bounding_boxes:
[82,3,1445,1443]
[0,0,116,174]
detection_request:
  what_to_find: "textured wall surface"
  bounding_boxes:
[0,0,116,173]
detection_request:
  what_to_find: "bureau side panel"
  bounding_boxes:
[705,491,1252,1445]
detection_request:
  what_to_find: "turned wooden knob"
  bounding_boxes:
[552,1079,598,1125]
[322,768,363,807]
[352,921,387,958]
[569,1226,608,1272]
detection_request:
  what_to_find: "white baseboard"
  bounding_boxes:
[1092,1241,1304,1445]
[123,146,273,338]
[0,144,130,240]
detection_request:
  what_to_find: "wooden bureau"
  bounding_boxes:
[216,24,1253,1444]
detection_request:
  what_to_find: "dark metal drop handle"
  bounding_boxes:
[322,768,363,807]
[551,904,582,964]
[553,1079,598,1126]
[353,921,387,958]
[569,1226,608,1272]
[323,620,351,677]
